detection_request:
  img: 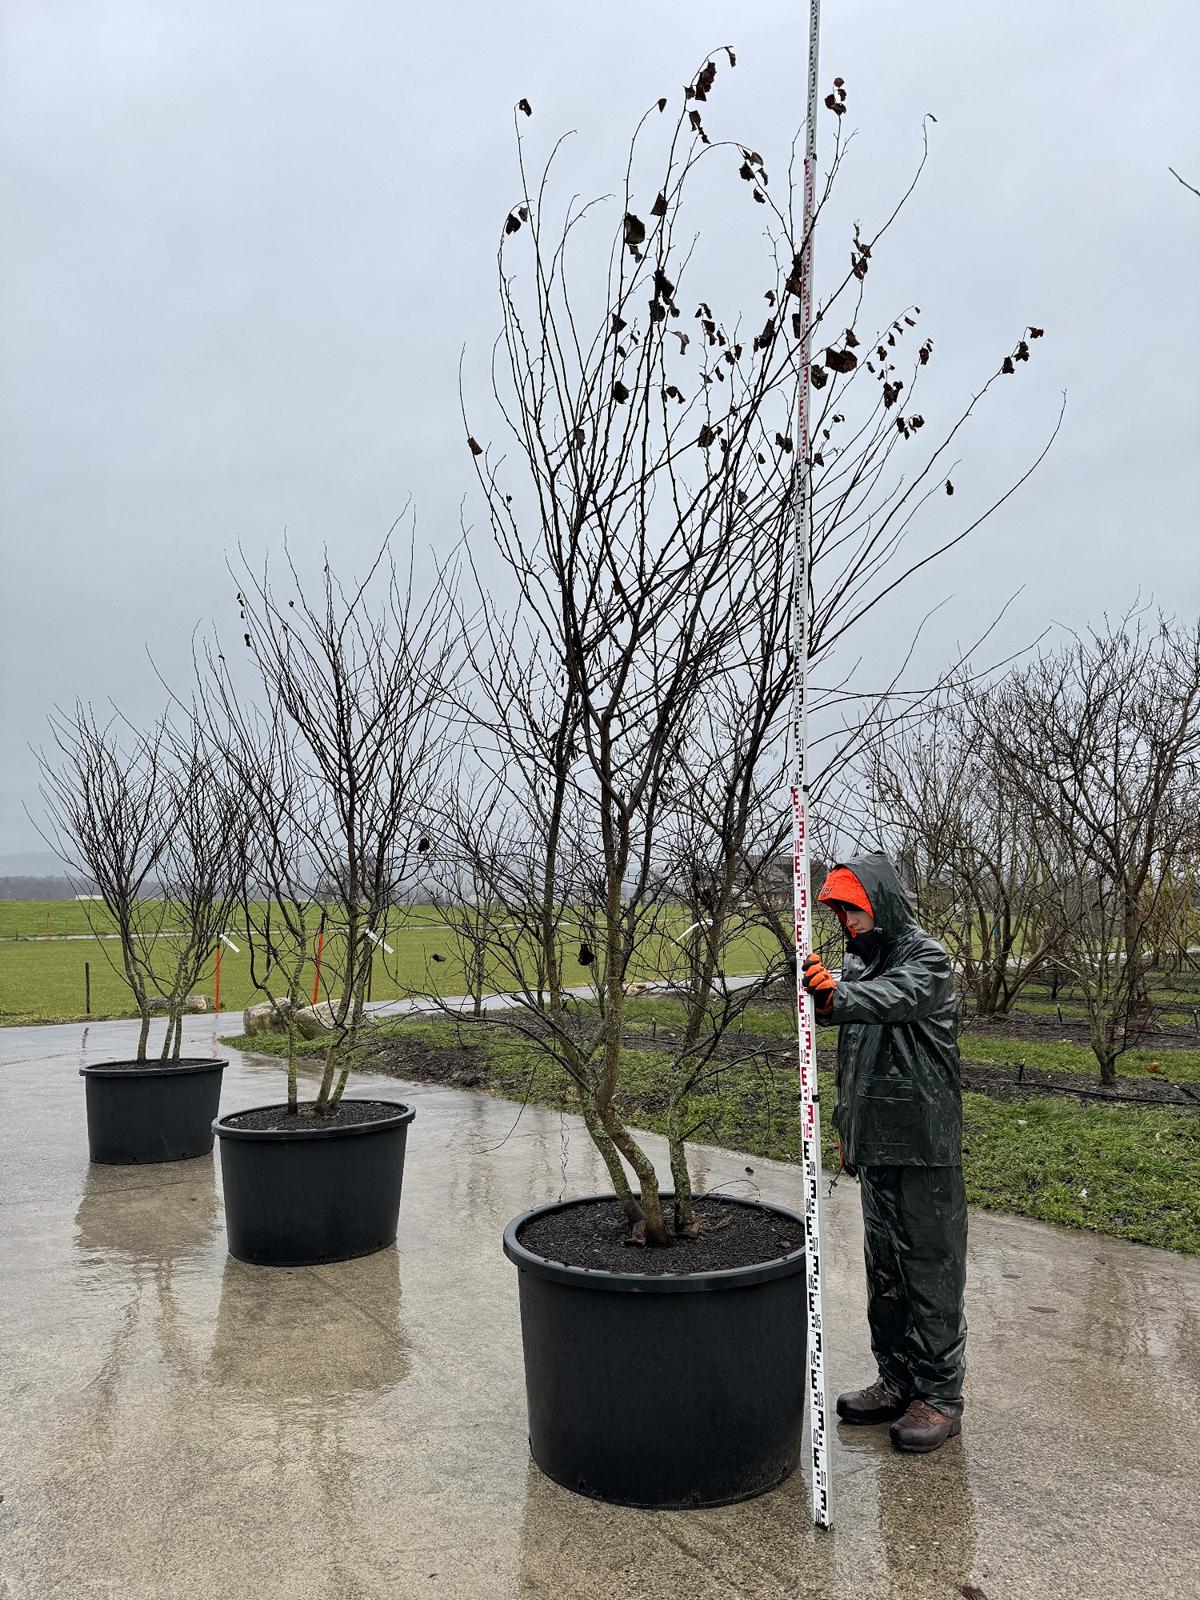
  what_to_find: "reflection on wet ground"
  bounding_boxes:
[2,1017,1198,1599]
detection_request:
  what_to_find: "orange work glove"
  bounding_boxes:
[801,953,837,1013]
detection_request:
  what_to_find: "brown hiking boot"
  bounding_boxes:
[889,1398,962,1453]
[836,1381,908,1425]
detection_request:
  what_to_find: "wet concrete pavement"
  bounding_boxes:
[2,1017,1198,1600]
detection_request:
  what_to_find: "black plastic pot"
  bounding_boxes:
[503,1192,808,1508]
[213,1099,416,1267]
[80,1058,227,1165]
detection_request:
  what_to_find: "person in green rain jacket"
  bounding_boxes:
[802,851,967,1453]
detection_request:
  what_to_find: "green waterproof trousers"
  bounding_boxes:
[859,1165,968,1418]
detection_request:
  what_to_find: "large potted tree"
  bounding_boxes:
[38,707,240,1164]
[453,55,1056,1506]
[206,538,456,1265]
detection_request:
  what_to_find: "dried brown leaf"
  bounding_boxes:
[692,60,717,102]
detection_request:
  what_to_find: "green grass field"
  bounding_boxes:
[0,901,778,1027]
[4,897,1196,1093]
[0,898,124,938]
[227,1015,1200,1254]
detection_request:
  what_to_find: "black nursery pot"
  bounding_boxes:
[213,1100,416,1267]
[80,1058,227,1165]
[503,1192,809,1509]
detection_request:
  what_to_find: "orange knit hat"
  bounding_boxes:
[818,866,874,918]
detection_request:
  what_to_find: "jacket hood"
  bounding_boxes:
[828,852,917,943]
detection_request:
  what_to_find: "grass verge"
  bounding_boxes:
[225,1016,1200,1254]
[623,996,1200,1082]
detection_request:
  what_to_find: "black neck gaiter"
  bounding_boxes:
[846,928,885,965]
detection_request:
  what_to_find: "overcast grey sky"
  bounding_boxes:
[2,0,1197,860]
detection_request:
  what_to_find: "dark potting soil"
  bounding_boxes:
[86,1057,220,1071]
[518,1195,802,1276]
[222,1100,406,1133]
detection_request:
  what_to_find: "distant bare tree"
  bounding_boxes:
[424,768,528,1017]
[989,613,1200,1081]
[865,689,1056,1016]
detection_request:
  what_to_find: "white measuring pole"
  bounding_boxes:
[790,0,832,1531]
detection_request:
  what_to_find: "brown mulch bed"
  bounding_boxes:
[354,1032,491,1090]
[957,1059,1200,1109]
[753,989,1200,1048]
[622,1028,1200,1111]
[964,1012,1200,1051]
[300,1019,1200,1115]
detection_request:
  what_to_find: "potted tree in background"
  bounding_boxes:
[453,54,1057,1506]
[37,706,239,1163]
[205,537,457,1265]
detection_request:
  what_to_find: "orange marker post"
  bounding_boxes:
[312,929,325,1005]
